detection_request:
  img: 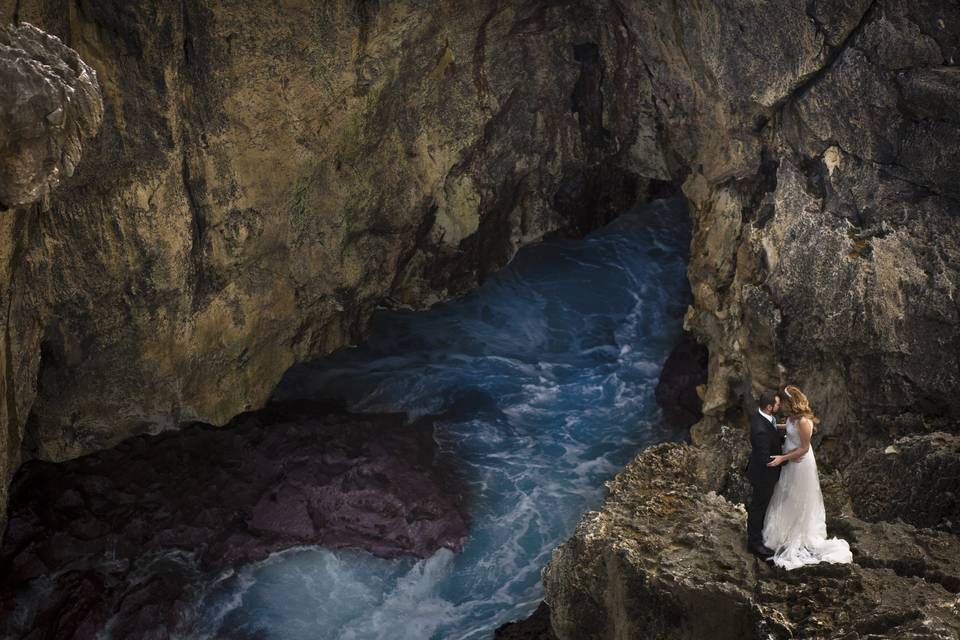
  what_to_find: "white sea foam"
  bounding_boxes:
[174,198,695,640]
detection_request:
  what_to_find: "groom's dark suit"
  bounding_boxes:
[745,408,786,549]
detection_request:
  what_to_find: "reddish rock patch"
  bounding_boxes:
[0,400,468,639]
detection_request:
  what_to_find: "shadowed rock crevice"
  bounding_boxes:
[774,0,877,111]
[655,330,707,431]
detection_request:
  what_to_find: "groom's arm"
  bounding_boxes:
[774,418,812,463]
[765,428,781,459]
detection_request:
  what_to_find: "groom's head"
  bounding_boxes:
[759,390,780,414]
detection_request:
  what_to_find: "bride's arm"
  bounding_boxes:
[766,418,812,466]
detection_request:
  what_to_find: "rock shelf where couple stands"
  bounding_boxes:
[538,434,960,640]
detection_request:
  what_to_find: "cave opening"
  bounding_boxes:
[1,196,705,640]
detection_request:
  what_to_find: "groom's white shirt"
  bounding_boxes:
[758,408,775,427]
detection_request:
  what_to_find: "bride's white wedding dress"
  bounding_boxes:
[761,416,853,570]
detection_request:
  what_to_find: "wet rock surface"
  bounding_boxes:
[540,441,960,640]
[0,400,468,639]
[494,601,558,640]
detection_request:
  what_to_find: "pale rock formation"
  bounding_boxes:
[0,22,102,208]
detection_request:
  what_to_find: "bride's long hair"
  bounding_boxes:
[783,384,819,432]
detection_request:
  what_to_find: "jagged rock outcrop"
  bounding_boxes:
[0,22,102,208]
[541,442,960,639]
[672,0,960,451]
[0,18,103,542]
[0,0,673,532]
[575,0,960,457]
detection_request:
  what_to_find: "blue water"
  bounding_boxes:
[191,198,692,640]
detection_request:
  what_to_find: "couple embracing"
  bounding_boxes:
[745,385,853,570]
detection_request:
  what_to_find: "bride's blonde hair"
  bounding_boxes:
[783,384,819,432]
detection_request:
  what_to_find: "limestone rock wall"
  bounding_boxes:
[616,0,960,455]
[0,1,669,532]
[0,19,103,541]
[0,22,102,208]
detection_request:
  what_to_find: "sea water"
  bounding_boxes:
[191,197,692,640]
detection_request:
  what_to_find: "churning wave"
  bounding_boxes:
[190,197,693,639]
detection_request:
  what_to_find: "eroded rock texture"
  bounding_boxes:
[0,0,672,532]
[0,17,104,543]
[846,431,960,534]
[631,0,960,454]
[0,22,102,208]
[542,441,960,640]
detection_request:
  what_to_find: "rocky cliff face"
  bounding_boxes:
[0,0,672,531]
[618,0,960,454]
[535,0,960,636]
[0,19,103,537]
[0,22,102,209]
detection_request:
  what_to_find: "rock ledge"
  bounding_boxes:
[541,439,960,640]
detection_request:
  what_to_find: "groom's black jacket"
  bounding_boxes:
[745,409,785,488]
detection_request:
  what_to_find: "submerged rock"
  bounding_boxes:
[0,400,468,639]
[540,442,960,640]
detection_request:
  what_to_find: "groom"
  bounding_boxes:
[744,389,785,558]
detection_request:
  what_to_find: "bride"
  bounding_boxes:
[762,384,853,570]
